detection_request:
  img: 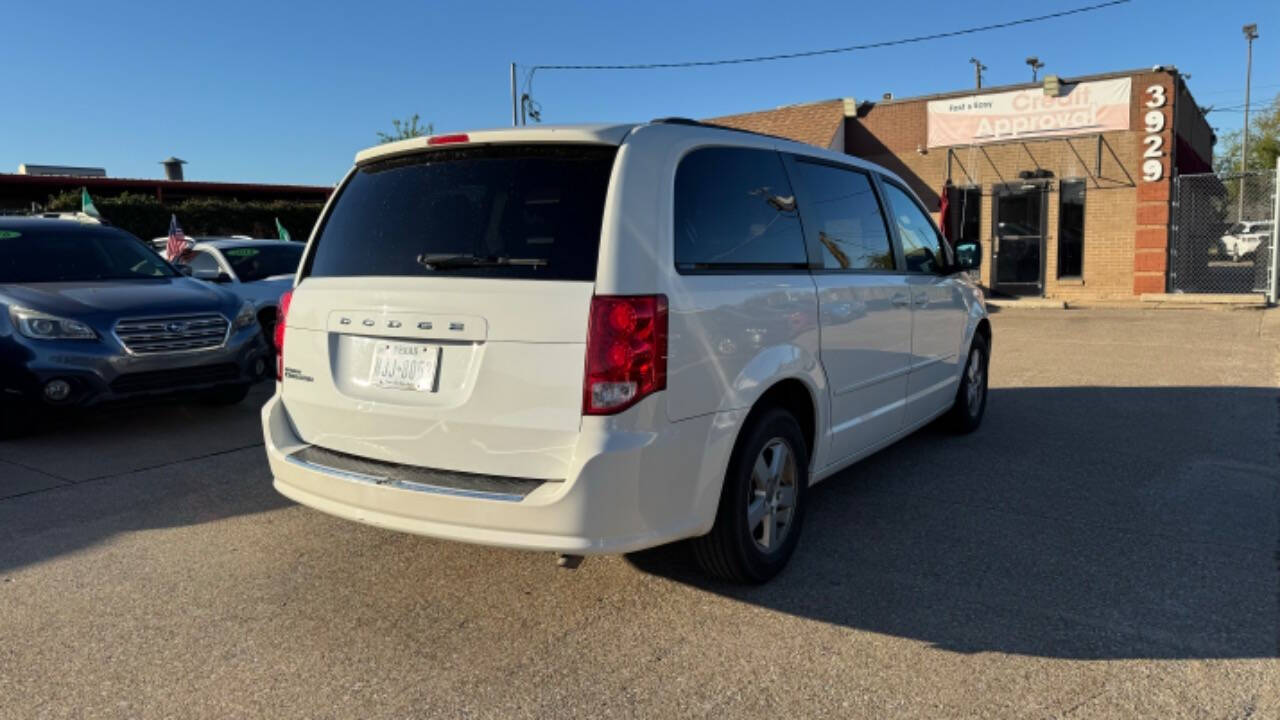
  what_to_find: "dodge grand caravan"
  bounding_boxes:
[262,120,990,583]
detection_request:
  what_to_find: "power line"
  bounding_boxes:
[516,0,1131,123]
[524,0,1128,75]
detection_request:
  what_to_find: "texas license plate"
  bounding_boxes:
[369,340,440,391]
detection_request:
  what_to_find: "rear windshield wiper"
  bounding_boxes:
[416,253,548,270]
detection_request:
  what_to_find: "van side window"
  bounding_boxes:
[881,181,945,274]
[674,147,808,271]
[792,161,895,271]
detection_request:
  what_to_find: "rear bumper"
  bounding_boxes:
[263,391,744,554]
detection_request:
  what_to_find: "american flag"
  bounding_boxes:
[165,214,190,262]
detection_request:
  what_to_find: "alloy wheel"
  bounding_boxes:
[747,438,798,552]
[966,347,985,416]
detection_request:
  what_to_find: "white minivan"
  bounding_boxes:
[262,120,990,582]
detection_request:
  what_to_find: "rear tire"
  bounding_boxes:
[199,383,251,406]
[946,333,989,433]
[690,407,809,584]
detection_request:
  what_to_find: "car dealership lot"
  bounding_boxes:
[1,308,1277,719]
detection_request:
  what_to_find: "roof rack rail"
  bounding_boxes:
[650,117,706,126]
[651,117,795,144]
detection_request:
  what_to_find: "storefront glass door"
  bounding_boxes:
[992,183,1048,296]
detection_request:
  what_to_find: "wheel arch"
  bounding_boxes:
[738,377,818,472]
[974,317,992,348]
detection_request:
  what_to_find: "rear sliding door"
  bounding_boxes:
[787,157,911,465]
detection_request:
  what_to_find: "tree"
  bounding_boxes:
[377,114,433,143]
[1213,92,1280,174]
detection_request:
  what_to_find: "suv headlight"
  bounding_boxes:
[233,301,257,330]
[9,307,97,340]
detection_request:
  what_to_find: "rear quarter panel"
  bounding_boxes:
[596,125,828,459]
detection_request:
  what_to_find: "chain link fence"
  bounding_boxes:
[1170,169,1277,297]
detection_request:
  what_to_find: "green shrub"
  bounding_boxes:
[45,190,324,241]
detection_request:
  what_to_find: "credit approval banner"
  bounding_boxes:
[926,77,1131,148]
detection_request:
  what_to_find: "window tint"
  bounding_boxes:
[0,226,175,283]
[1057,180,1084,278]
[221,244,303,282]
[674,147,807,270]
[882,181,945,274]
[792,161,894,270]
[306,145,617,281]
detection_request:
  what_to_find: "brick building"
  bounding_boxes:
[710,68,1213,299]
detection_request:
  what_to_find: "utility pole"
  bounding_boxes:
[510,63,518,127]
[969,57,987,89]
[1026,56,1044,82]
[1240,23,1258,221]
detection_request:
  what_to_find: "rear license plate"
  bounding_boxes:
[369,340,440,391]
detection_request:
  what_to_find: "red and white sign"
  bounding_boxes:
[926,77,1131,148]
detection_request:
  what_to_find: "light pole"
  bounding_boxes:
[1026,56,1044,82]
[1240,23,1258,221]
[1242,24,1258,173]
[969,57,987,89]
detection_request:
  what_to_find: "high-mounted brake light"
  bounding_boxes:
[427,133,470,146]
[583,295,668,415]
[274,289,292,380]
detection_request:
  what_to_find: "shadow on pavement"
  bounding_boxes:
[629,385,1279,660]
[0,385,289,574]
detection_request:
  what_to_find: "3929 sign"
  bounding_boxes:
[1142,84,1166,182]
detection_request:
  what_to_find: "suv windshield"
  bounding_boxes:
[0,226,176,283]
[305,144,618,281]
[221,244,303,282]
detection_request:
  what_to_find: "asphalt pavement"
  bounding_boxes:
[2,308,1278,718]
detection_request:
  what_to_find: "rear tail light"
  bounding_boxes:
[274,289,292,380]
[584,295,667,415]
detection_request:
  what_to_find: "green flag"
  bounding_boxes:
[275,217,292,242]
[80,188,100,218]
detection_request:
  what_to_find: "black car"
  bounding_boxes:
[0,218,270,436]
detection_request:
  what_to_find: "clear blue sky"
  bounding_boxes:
[2,0,1276,186]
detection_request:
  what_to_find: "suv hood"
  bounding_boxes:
[0,278,237,319]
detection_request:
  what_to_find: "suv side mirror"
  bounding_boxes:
[954,240,982,272]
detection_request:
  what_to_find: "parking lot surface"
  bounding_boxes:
[2,308,1278,718]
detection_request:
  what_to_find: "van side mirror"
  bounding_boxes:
[954,241,981,272]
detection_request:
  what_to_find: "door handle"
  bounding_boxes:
[891,293,911,307]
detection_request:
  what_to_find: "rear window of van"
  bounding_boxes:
[305,144,617,281]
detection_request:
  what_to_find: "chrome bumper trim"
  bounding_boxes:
[283,451,531,503]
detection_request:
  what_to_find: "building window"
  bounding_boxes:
[1057,180,1085,278]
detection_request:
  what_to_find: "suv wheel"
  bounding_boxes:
[691,407,809,583]
[946,333,989,433]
